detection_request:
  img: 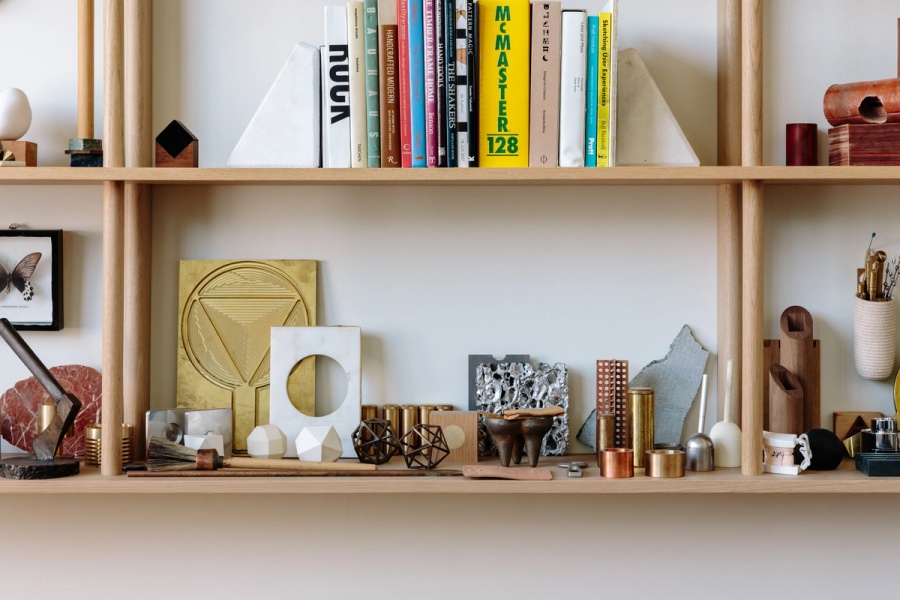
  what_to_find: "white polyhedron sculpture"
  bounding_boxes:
[183,434,225,456]
[247,424,288,459]
[295,426,343,463]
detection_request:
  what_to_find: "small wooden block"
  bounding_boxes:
[834,411,882,441]
[462,465,553,481]
[427,411,478,464]
[828,124,900,166]
[0,140,37,166]
[156,140,198,167]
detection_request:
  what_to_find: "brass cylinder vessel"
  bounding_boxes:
[626,387,654,467]
[435,404,454,411]
[382,404,401,439]
[361,404,379,421]
[400,404,420,445]
[419,404,435,425]
[84,423,134,467]
[596,413,616,466]
[644,449,685,478]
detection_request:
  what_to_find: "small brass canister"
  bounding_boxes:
[361,404,379,421]
[400,404,420,444]
[596,413,616,466]
[84,423,134,467]
[383,404,401,439]
[419,404,435,425]
[435,404,454,411]
[626,387,654,467]
[600,448,634,478]
[644,449,685,478]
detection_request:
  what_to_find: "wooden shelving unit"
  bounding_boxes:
[4,1,894,494]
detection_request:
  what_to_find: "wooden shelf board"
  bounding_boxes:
[0,456,893,494]
[4,166,900,186]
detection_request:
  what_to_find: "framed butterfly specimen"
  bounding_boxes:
[0,229,63,331]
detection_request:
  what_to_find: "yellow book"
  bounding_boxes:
[597,11,612,167]
[478,0,530,167]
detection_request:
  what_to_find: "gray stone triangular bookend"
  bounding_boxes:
[617,48,700,167]
[227,42,321,168]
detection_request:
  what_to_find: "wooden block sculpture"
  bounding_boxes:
[834,411,883,442]
[768,364,803,435]
[352,418,398,465]
[762,306,820,431]
[400,424,450,469]
[825,78,900,165]
[0,140,37,167]
[156,120,199,167]
[426,411,478,464]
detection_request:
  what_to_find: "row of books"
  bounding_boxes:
[322,0,618,168]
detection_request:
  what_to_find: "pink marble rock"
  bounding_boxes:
[0,365,102,456]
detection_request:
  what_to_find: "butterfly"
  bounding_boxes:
[0,252,42,301]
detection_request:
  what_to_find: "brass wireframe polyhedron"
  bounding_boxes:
[351,418,398,465]
[399,424,450,469]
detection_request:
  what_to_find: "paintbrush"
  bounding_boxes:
[147,437,376,473]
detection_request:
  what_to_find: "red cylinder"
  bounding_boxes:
[786,123,817,166]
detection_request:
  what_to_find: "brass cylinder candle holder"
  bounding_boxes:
[435,404,454,411]
[596,413,616,466]
[600,448,634,478]
[626,387,654,467]
[401,404,419,443]
[383,404,401,440]
[419,404,435,425]
[644,449,685,478]
[361,404,379,421]
[84,423,134,467]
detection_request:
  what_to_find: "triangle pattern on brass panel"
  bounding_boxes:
[185,300,242,388]
[200,298,296,383]
[199,266,299,297]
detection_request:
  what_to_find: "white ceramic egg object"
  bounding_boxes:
[0,88,33,140]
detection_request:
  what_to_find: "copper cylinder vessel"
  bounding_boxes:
[626,387,654,467]
[600,448,634,478]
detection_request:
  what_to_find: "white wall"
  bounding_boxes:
[0,1,898,597]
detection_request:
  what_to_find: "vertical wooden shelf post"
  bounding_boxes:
[741,0,763,475]
[78,0,94,139]
[124,0,153,460]
[717,0,742,425]
[102,0,125,476]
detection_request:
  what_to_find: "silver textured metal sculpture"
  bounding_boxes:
[475,362,569,456]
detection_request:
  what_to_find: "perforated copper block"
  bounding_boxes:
[596,360,629,447]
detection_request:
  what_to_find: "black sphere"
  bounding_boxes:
[795,428,844,471]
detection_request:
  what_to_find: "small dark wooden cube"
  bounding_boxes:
[155,120,198,168]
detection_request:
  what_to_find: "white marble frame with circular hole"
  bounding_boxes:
[269,326,361,457]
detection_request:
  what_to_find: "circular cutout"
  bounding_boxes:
[289,354,349,418]
[859,96,887,124]
[443,424,465,450]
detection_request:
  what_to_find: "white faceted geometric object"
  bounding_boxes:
[227,42,321,167]
[616,48,700,167]
[270,326,361,458]
[183,433,225,457]
[246,424,288,459]
[295,425,343,463]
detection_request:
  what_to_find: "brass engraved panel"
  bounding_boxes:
[177,260,317,454]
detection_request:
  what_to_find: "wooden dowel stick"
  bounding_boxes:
[717,0,742,425]
[742,0,762,168]
[78,0,94,139]
[102,0,125,475]
[104,0,124,168]
[741,179,764,476]
[102,181,125,476]
[124,0,152,460]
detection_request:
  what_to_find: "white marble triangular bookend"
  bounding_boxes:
[617,48,700,167]
[227,42,321,168]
